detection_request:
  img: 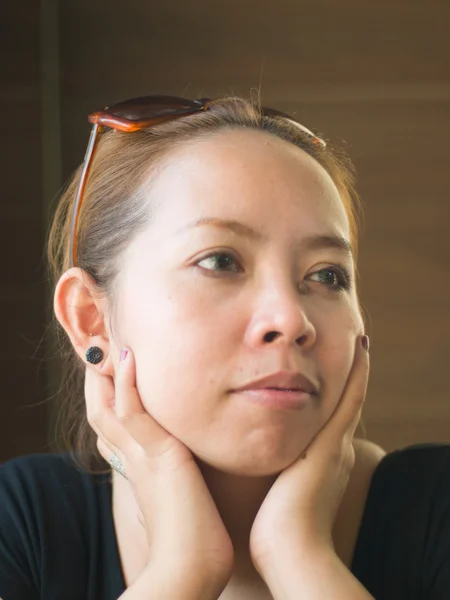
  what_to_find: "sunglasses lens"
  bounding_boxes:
[107,95,206,121]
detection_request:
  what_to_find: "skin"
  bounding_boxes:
[55,128,366,593]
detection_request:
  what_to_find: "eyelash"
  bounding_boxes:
[195,251,352,292]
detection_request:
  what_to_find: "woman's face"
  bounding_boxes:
[113,129,364,476]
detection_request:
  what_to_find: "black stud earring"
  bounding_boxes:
[86,346,104,365]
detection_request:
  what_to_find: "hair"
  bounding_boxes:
[47,95,364,472]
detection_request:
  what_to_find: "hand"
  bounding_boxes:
[249,335,370,573]
[85,348,234,588]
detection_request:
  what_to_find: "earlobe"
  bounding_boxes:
[54,268,111,367]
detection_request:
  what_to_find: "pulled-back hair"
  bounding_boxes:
[47,95,362,471]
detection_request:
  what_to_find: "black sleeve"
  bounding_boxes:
[420,445,450,598]
[352,443,450,600]
[0,458,40,600]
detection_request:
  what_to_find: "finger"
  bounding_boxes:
[85,364,116,421]
[114,348,174,451]
[114,348,146,417]
[96,436,130,481]
[85,366,135,454]
[320,335,370,444]
[96,435,115,464]
[88,400,134,457]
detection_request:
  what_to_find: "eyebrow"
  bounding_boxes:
[175,217,353,256]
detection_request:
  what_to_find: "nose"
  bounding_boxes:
[243,280,317,350]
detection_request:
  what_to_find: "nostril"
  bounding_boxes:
[263,331,280,343]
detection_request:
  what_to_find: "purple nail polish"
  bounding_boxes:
[120,348,129,362]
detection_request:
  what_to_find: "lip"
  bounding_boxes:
[231,370,318,396]
[232,388,312,410]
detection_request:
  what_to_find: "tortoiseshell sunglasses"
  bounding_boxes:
[69,95,326,267]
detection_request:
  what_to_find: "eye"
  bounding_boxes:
[195,251,242,274]
[307,266,351,291]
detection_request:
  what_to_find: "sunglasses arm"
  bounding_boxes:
[69,123,100,268]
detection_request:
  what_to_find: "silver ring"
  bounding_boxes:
[109,452,128,479]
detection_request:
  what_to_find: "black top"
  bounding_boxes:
[0,443,449,599]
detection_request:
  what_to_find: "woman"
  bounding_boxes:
[1,95,449,599]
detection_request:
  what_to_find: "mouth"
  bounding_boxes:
[232,370,318,396]
[231,387,313,410]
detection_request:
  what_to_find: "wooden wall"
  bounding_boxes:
[2,0,449,461]
[2,2,48,460]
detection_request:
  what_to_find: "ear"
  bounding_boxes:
[53,267,115,376]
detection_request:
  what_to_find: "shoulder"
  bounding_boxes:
[0,454,82,598]
[0,453,87,527]
[0,453,71,503]
[363,441,450,502]
[351,440,450,507]
[346,438,387,503]
[352,440,450,544]
[0,452,111,541]
[340,438,387,504]
[363,441,450,482]
[352,438,387,477]
[1,451,79,481]
[335,440,450,571]
[351,442,450,595]
[0,451,110,484]
[0,453,114,598]
[332,439,386,566]
[0,452,102,501]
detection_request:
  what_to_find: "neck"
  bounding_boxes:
[112,462,278,586]
[197,459,277,551]
[196,458,278,583]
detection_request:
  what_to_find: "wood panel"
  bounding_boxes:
[59,1,450,169]
[1,1,49,461]
[56,1,450,453]
[4,1,449,461]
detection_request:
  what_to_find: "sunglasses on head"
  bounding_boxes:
[69,95,326,268]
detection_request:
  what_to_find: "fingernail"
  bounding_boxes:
[120,348,129,362]
[361,335,370,352]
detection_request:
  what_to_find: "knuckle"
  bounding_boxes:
[116,412,133,426]
[343,445,356,471]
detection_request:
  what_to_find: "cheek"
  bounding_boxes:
[116,281,230,426]
[315,301,363,406]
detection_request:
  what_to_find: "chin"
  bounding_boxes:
[194,445,303,477]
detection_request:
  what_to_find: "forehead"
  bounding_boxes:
[146,128,350,241]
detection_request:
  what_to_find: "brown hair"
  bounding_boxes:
[47,95,364,471]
